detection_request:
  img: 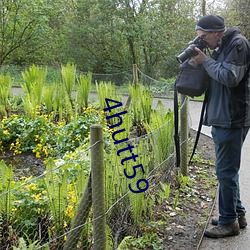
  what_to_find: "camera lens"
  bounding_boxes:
[176,37,207,63]
[176,45,198,63]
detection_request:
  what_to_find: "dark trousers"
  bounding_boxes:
[211,126,249,225]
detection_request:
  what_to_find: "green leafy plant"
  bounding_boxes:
[21,65,47,118]
[43,84,56,114]
[76,72,92,111]
[12,176,49,241]
[0,161,14,221]
[129,83,153,126]
[159,182,171,203]
[96,81,121,110]
[145,100,174,164]
[0,73,12,117]
[13,236,43,250]
[60,62,76,102]
[117,233,163,250]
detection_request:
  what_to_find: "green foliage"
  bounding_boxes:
[0,73,12,116]
[0,161,14,222]
[145,100,174,164]
[117,233,163,250]
[129,84,152,125]
[0,0,52,65]
[76,72,92,110]
[43,159,68,230]
[21,65,47,118]
[43,85,56,113]
[0,109,101,157]
[12,176,48,240]
[61,63,76,101]
[96,81,121,110]
[159,182,171,202]
[13,235,46,250]
[0,0,228,77]
[0,69,180,248]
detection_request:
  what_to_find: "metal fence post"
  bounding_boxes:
[91,124,106,250]
[180,94,189,176]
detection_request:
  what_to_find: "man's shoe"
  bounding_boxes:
[211,214,247,229]
[204,222,240,238]
[238,215,248,228]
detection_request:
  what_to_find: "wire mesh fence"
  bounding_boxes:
[0,65,190,249]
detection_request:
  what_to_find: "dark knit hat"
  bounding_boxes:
[195,15,225,32]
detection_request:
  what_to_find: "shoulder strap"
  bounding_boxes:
[189,91,208,164]
[174,81,180,168]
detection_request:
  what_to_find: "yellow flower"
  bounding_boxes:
[71,195,76,204]
[32,193,42,201]
[12,207,17,212]
[43,147,49,157]
[3,130,9,135]
[65,205,74,218]
[14,149,22,155]
[26,183,37,191]
[36,152,41,159]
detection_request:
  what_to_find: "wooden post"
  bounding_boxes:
[180,94,188,176]
[133,64,138,86]
[91,124,106,250]
[125,64,138,109]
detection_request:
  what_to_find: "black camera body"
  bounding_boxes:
[176,36,208,63]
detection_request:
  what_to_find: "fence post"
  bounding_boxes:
[133,64,138,86]
[180,94,188,176]
[125,64,138,110]
[91,124,106,250]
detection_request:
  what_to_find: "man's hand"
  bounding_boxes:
[192,47,207,64]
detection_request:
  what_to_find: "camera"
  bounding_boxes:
[176,36,208,63]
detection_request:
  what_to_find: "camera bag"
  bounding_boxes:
[174,58,210,168]
[175,58,209,97]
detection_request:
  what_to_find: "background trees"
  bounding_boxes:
[0,0,248,79]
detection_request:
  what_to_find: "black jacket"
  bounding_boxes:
[203,26,250,128]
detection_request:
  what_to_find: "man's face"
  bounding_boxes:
[196,30,221,49]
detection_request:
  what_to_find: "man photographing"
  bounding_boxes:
[192,15,250,238]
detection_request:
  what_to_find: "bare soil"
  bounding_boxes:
[160,130,217,250]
